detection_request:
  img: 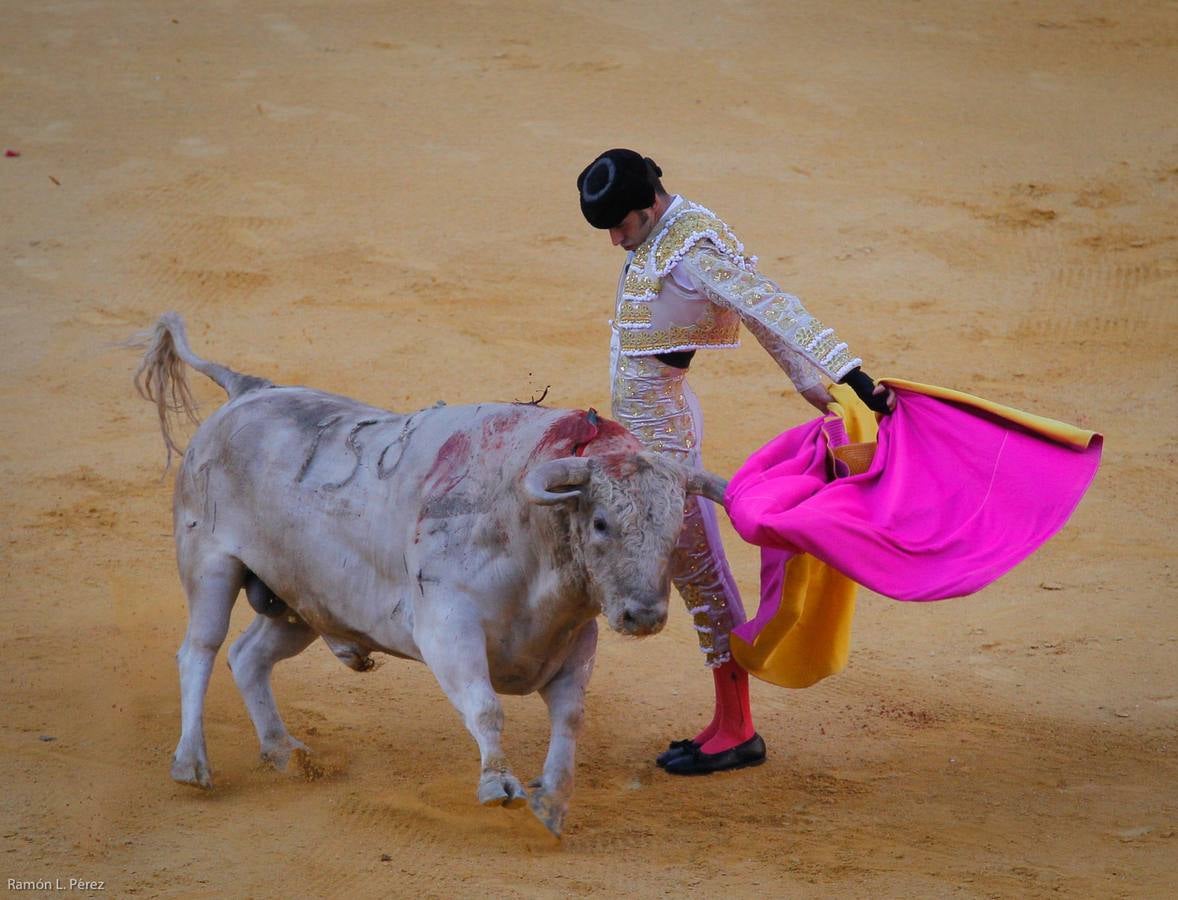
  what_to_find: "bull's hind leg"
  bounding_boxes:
[227,613,317,771]
[416,615,527,809]
[172,554,244,789]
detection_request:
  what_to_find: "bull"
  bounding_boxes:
[134,313,726,836]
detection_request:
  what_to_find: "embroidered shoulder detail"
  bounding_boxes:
[650,208,751,276]
[623,201,753,303]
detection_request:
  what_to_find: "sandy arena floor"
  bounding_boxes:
[2,1,1176,896]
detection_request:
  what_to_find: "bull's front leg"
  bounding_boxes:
[529,620,598,837]
[416,611,527,809]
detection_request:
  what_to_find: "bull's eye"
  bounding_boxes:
[592,516,608,534]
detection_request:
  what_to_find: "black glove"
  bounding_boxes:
[839,367,892,415]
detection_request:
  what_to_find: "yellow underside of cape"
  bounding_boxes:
[880,378,1099,449]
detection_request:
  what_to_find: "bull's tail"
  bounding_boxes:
[133,312,270,466]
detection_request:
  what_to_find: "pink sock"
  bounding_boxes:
[691,712,719,746]
[696,659,756,754]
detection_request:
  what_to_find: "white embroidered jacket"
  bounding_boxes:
[610,196,861,392]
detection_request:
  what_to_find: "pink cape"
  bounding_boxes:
[725,386,1103,613]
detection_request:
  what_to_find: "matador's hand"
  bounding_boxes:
[840,368,896,414]
[871,382,897,414]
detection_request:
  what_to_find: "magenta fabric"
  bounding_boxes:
[729,546,795,645]
[725,388,1103,602]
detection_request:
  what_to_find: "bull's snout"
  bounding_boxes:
[612,598,668,637]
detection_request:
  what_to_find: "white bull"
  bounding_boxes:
[135,313,726,836]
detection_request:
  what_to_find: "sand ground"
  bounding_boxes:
[2,1,1176,897]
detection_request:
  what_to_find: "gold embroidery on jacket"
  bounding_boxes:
[616,301,652,326]
[618,306,741,354]
[623,273,659,302]
[618,201,752,355]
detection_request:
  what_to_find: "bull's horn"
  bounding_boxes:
[523,457,593,505]
[685,469,728,506]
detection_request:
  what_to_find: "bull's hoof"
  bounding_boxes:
[478,771,528,809]
[526,779,566,838]
[260,736,311,773]
[171,755,213,790]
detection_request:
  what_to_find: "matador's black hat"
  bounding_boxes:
[577,149,663,229]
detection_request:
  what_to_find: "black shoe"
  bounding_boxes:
[663,734,766,776]
[655,738,698,768]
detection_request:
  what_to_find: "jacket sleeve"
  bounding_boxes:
[680,244,862,386]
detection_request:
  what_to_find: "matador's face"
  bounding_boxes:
[609,208,656,252]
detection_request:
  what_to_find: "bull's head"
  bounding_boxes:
[523,452,727,637]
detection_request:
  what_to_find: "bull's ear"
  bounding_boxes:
[685,469,728,506]
[523,457,593,505]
